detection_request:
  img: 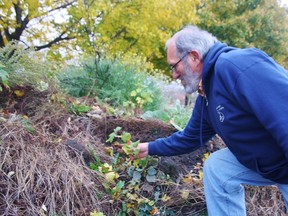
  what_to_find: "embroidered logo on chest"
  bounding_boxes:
[216,105,225,122]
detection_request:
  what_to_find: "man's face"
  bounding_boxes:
[167,41,202,94]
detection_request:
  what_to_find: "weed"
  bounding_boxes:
[69,101,92,115]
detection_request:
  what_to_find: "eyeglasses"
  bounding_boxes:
[170,52,189,73]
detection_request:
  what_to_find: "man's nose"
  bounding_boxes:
[172,71,181,80]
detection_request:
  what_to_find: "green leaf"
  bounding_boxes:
[121,132,131,143]
[132,170,142,182]
[106,133,116,143]
[127,166,135,177]
[0,68,9,86]
[146,175,156,183]
[154,191,161,202]
[132,140,139,148]
[135,167,144,172]
[134,149,140,156]
[89,163,99,170]
[112,180,125,193]
[147,167,157,176]
[122,202,127,213]
[116,180,125,189]
[130,90,137,97]
[122,144,131,155]
[106,127,122,143]
[112,153,120,166]
[114,127,122,133]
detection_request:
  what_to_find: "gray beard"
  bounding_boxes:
[183,63,202,94]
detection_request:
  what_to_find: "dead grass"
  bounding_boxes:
[245,186,287,216]
[0,110,113,215]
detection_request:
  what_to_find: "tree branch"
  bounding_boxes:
[48,0,77,13]
[33,32,75,50]
[13,0,22,25]
[8,1,30,41]
[0,31,5,48]
[2,1,77,49]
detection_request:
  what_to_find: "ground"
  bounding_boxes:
[0,86,286,215]
[0,85,220,177]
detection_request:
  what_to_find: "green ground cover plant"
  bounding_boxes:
[90,127,178,215]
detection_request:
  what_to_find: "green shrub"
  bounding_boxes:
[0,42,55,90]
[58,58,164,114]
[0,63,9,91]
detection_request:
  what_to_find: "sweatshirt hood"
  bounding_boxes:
[202,42,237,96]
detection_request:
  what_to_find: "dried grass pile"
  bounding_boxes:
[245,186,287,215]
[0,108,112,215]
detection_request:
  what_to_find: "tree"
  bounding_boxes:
[197,0,288,67]
[0,0,77,51]
[71,0,201,71]
[1,0,201,69]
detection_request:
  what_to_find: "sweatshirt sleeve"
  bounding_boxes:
[148,96,216,156]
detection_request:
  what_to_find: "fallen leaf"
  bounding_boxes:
[14,89,25,97]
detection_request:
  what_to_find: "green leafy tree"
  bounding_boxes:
[198,0,288,67]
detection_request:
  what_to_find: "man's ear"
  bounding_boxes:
[189,50,201,62]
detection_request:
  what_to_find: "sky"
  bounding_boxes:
[280,0,288,6]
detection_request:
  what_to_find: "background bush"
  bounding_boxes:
[58,58,165,114]
[0,42,55,90]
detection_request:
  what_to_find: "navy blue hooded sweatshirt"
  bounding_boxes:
[148,42,288,184]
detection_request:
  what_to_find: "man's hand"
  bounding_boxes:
[137,142,149,158]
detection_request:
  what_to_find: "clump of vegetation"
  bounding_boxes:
[94,127,171,215]
[141,99,192,131]
[89,126,210,215]
[0,42,55,91]
[58,58,164,116]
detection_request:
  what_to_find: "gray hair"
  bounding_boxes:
[166,25,218,60]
